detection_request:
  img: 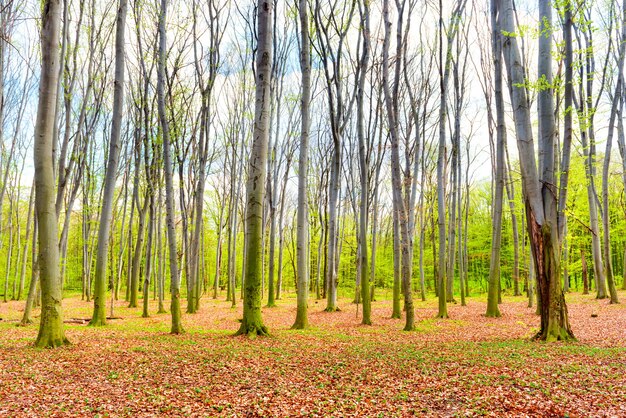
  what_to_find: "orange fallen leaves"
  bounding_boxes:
[0,291,625,417]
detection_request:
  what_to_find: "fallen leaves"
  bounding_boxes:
[0,291,625,417]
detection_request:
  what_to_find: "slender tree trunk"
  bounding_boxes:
[4,196,13,303]
[356,0,371,325]
[142,197,156,318]
[20,219,38,326]
[383,0,414,330]
[90,0,127,325]
[600,0,625,305]
[582,249,589,294]
[158,0,183,334]
[324,141,341,312]
[292,0,311,330]
[213,198,225,299]
[487,0,504,318]
[17,182,35,301]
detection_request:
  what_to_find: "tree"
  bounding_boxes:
[600,0,625,305]
[235,0,272,337]
[436,0,467,318]
[382,0,415,331]
[356,0,372,325]
[313,0,357,312]
[500,0,574,341]
[157,0,183,335]
[292,0,312,330]
[33,0,69,348]
[90,0,128,326]
[486,0,505,318]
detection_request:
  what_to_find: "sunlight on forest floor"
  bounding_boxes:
[1,291,625,416]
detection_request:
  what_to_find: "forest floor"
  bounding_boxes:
[0,290,625,417]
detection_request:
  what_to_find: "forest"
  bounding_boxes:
[0,0,625,415]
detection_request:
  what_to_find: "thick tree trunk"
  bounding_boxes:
[501,0,574,341]
[236,0,272,337]
[33,0,69,348]
[391,202,401,318]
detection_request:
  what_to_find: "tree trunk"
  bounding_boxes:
[33,0,69,348]
[486,0,504,318]
[501,0,574,341]
[158,0,183,334]
[582,249,589,295]
[20,219,39,326]
[236,0,272,337]
[90,0,127,325]
[383,0,414,330]
[292,0,311,330]
[356,0,371,325]
[600,0,625,305]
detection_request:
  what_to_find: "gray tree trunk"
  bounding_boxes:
[33,0,69,348]
[236,0,272,336]
[158,0,183,334]
[90,0,127,326]
[292,0,311,330]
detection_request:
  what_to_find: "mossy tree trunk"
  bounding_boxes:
[500,0,574,341]
[236,0,272,337]
[34,0,69,348]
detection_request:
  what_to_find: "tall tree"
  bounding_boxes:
[157,0,183,334]
[292,0,312,330]
[34,0,69,348]
[356,0,372,325]
[90,0,128,326]
[383,0,415,331]
[486,0,505,318]
[236,0,272,337]
[600,0,625,305]
[500,0,574,341]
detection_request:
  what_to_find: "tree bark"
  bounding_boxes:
[90,0,127,326]
[236,0,272,337]
[158,0,184,334]
[292,0,311,330]
[501,0,574,341]
[486,0,504,318]
[33,0,69,348]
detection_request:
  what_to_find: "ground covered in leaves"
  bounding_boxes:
[1,290,625,417]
